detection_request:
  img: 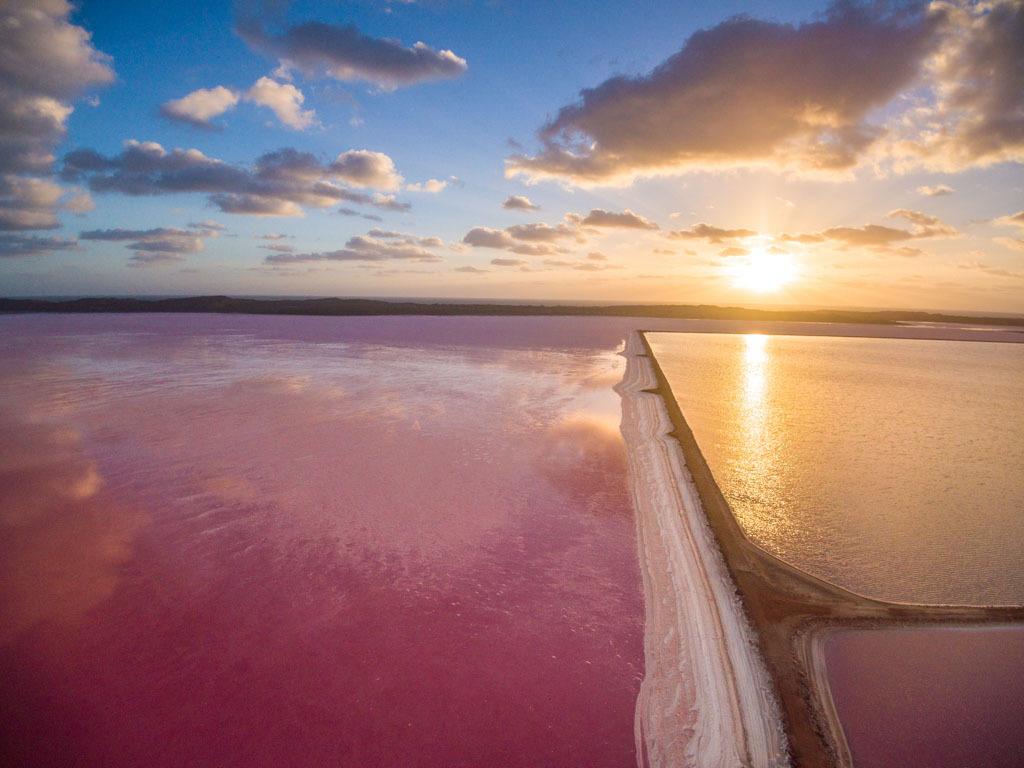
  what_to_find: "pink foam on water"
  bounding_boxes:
[0,315,659,768]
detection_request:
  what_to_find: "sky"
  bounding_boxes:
[1,0,1022,312]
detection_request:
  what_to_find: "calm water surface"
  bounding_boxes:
[648,332,1024,604]
[0,314,652,768]
[825,626,1024,768]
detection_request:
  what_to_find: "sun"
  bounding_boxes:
[726,247,799,293]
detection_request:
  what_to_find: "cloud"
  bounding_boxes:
[719,246,749,256]
[461,226,561,255]
[917,184,954,197]
[490,257,527,267]
[995,237,1024,252]
[337,207,383,221]
[455,265,487,273]
[264,232,443,264]
[62,140,409,217]
[0,176,65,231]
[0,0,114,176]
[262,243,295,253]
[542,258,618,271]
[994,210,1024,229]
[814,225,917,246]
[506,2,941,184]
[782,209,956,247]
[502,194,539,211]
[80,223,220,263]
[406,178,448,193]
[0,1,113,232]
[366,228,444,247]
[461,207,656,256]
[666,223,756,242]
[160,86,241,129]
[576,208,657,229]
[63,189,95,214]
[587,251,607,261]
[128,252,186,267]
[887,208,957,237]
[161,78,315,130]
[330,149,403,190]
[245,77,316,129]
[237,18,467,91]
[891,0,1024,171]
[0,234,77,258]
[505,222,579,242]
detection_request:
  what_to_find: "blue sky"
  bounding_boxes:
[1,0,1022,310]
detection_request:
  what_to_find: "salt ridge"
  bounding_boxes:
[617,332,789,768]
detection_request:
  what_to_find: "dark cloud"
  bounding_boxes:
[902,0,1024,169]
[667,223,756,242]
[237,18,467,91]
[462,227,562,256]
[507,2,942,183]
[128,252,186,267]
[577,208,658,229]
[62,141,410,217]
[264,232,444,264]
[782,209,956,247]
[80,223,220,263]
[0,234,77,258]
[505,222,580,242]
[502,194,539,211]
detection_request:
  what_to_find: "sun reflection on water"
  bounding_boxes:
[736,333,781,544]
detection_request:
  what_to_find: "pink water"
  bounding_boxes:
[0,314,666,768]
[825,627,1024,768]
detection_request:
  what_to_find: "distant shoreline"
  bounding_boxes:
[3,295,1024,329]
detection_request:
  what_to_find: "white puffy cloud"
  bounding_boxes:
[406,178,448,193]
[160,86,241,129]
[0,0,113,230]
[330,150,403,190]
[245,77,316,130]
[917,184,954,197]
[162,78,315,130]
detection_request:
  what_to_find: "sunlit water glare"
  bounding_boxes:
[648,332,1024,604]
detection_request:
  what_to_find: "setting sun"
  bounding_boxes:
[727,248,799,293]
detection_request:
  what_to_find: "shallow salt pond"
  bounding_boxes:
[825,626,1024,768]
[0,314,655,768]
[647,331,1024,605]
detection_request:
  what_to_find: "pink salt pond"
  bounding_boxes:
[825,626,1024,768]
[0,314,656,768]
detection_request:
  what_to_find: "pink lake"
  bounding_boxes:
[825,627,1024,768]
[0,314,666,768]
[3,313,1019,767]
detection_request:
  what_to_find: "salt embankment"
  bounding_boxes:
[617,331,788,768]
